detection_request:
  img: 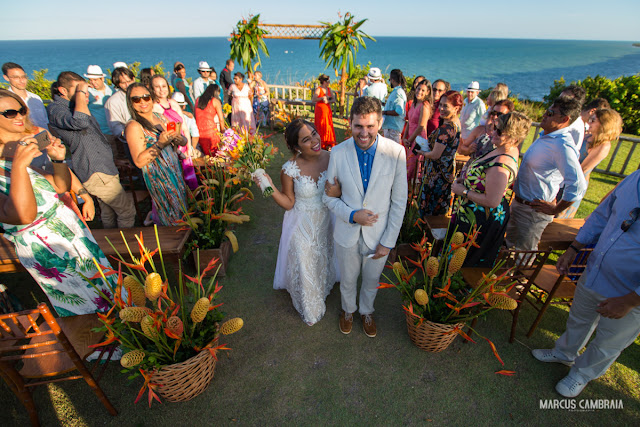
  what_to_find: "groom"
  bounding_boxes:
[323,96,407,337]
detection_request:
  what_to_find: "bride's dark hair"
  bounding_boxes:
[284,119,317,154]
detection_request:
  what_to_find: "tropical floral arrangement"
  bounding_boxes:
[180,160,253,256]
[210,128,277,197]
[86,227,244,405]
[229,14,270,75]
[380,219,517,363]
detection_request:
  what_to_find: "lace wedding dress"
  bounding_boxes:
[273,160,337,325]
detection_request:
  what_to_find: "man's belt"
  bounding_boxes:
[514,195,533,206]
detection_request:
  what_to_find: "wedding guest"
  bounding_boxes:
[355,78,367,97]
[418,90,463,217]
[104,67,135,158]
[381,69,407,143]
[560,84,587,150]
[172,92,200,156]
[139,67,155,90]
[427,79,450,136]
[48,72,135,229]
[402,80,433,182]
[459,99,514,159]
[220,59,235,105]
[479,87,508,126]
[557,107,622,218]
[460,81,486,140]
[505,96,586,250]
[251,71,270,127]
[363,67,387,103]
[124,83,187,226]
[312,74,336,150]
[450,112,530,267]
[401,76,426,142]
[0,89,116,316]
[84,65,112,135]
[193,61,215,100]
[195,84,225,156]
[150,75,197,190]
[2,62,48,128]
[173,62,195,113]
[228,72,255,134]
[258,119,336,325]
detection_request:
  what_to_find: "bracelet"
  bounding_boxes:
[50,158,66,164]
[77,188,88,196]
[463,189,469,198]
[76,90,87,95]
[568,244,581,253]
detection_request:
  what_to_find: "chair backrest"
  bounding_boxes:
[0,303,65,363]
[565,248,593,284]
[495,247,553,285]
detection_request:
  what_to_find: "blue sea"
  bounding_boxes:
[1,37,639,100]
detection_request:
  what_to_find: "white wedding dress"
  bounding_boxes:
[273,160,337,325]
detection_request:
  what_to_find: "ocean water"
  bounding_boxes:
[1,37,639,100]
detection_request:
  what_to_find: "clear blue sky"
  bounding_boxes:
[1,0,639,41]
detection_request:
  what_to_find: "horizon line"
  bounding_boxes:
[1,35,637,43]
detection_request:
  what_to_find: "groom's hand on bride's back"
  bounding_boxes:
[324,177,342,198]
[353,209,378,226]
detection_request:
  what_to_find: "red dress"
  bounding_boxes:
[314,88,335,149]
[195,98,221,156]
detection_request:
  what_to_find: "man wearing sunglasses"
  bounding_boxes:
[47,71,135,229]
[2,62,49,129]
[532,169,640,398]
[505,95,586,251]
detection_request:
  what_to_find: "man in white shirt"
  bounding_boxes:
[84,65,113,136]
[104,67,135,159]
[460,81,486,140]
[193,61,215,100]
[363,67,387,104]
[2,62,49,128]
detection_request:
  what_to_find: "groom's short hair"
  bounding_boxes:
[350,96,382,121]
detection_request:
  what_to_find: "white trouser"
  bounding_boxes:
[552,275,640,382]
[335,234,388,315]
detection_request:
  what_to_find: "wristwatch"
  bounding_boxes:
[463,189,469,198]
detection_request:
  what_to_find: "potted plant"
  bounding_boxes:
[88,227,244,405]
[379,218,517,362]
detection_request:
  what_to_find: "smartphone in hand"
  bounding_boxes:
[34,130,51,151]
[167,122,176,132]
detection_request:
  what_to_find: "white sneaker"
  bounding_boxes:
[556,374,588,398]
[531,349,574,366]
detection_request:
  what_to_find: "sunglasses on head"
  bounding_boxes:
[621,207,640,232]
[131,94,152,104]
[0,106,27,119]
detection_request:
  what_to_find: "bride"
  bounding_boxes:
[259,119,338,325]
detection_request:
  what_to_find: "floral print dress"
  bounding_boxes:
[0,160,116,316]
[419,121,460,217]
[450,153,518,267]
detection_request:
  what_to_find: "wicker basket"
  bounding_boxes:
[405,312,465,353]
[153,348,218,402]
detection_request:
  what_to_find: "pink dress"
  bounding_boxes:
[406,101,429,183]
[230,84,256,134]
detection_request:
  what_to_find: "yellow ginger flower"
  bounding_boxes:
[167,316,184,337]
[414,289,429,306]
[451,232,465,246]
[220,317,244,335]
[487,294,518,310]
[119,307,152,322]
[191,297,210,323]
[145,273,163,300]
[426,256,439,278]
[141,315,158,339]
[123,275,146,307]
[121,350,145,368]
[448,247,467,275]
[392,262,408,278]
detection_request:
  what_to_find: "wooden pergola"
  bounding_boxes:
[258,24,328,40]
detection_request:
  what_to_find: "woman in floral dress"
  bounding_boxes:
[418,91,464,217]
[450,112,530,267]
[0,89,115,316]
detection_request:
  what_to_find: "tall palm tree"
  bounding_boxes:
[319,13,375,115]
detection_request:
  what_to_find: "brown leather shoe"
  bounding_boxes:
[339,310,353,334]
[361,314,377,338]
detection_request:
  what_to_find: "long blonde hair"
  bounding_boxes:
[0,89,35,142]
[590,108,622,148]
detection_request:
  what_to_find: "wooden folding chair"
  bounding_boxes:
[525,248,593,338]
[0,303,117,426]
[462,246,552,343]
[115,158,150,224]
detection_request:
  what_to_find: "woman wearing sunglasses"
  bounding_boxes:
[450,112,530,267]
[458,99,514,161]
[0,89,116,316]
[124,83,187,226]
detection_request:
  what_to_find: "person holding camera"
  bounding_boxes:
[124,83,187,226]
[0,89,116,316]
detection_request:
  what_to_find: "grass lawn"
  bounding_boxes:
[1,125,638,426]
